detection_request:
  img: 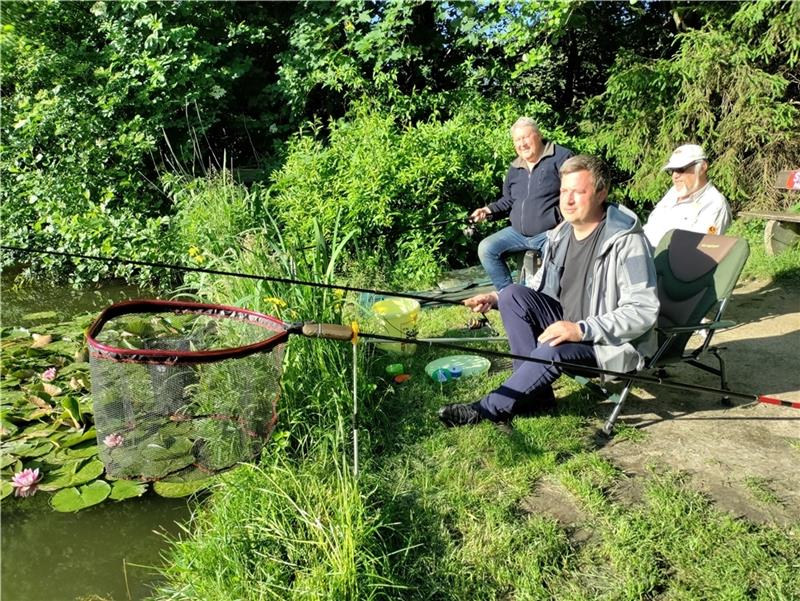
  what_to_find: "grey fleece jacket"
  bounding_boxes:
[532,203,660,374]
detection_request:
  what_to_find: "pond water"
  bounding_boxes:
[1,273,194,601]
[2,493,191,601]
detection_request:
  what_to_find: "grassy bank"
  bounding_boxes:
[145,172,800,599]
[151,299,800,600]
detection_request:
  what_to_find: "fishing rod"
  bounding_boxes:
[299,323,800,410]
[5,245,797,410]
[1,245,470,308]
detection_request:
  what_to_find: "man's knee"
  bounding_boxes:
[477,236,493,262]
[497,283,534,312]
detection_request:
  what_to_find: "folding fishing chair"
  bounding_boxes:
[589,229,750,436]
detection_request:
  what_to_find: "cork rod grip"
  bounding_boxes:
[301,322,355,341]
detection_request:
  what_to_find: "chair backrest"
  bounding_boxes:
[652,229,750,362]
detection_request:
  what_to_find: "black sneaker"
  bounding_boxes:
[438,402,483,427]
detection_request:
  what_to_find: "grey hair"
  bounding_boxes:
[510,117,540,136]
[559,155,609,193]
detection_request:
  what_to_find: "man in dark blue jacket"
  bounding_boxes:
[471,117,573,290]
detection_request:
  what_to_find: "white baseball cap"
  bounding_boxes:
[663,144,707,170]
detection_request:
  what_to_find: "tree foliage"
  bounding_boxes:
[1,0,797,285]
[584,0,799,212]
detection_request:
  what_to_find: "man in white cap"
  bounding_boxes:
[642,144,732,248]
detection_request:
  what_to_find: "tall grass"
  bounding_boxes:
[155,442,400,601]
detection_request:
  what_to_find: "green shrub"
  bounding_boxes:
[263,97,578,288]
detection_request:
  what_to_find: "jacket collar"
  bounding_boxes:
[549,203,642,256]
[511,141,555,169]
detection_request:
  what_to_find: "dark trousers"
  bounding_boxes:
[477,284,598,420]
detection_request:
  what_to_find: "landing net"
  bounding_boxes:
[87,299,288,481]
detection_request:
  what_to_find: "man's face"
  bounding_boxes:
[512,126,541,163]
[560,170,606,227]
[670,161,708,198]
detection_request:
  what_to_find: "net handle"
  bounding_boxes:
[86,299,289,364]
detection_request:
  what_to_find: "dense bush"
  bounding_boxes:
[263,97,581,288]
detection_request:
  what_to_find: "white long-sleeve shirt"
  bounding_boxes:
[643,182,732,248]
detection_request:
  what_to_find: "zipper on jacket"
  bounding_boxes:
[520,167,534,235]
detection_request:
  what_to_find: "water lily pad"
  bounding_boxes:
[11,440,53,458]
[1,419,18,437]
[47,340,80,356]
[52,444,99,462]
[0,480,13,500]
[28,395,51,410]
[0,454,18,469]
[1,376,22,389]
[0,391,27,406]
[3,328,31,340]
[51,480,111,512]
[22,311,58,322]
[121,318,153,337]
[141,454,196,479]
[141,437,194,461]
[60,396,82,424]
[58,428,96,447]
[153,477,213,498]
[39,458,104,491]
[59,362,89,376]
[109,479,148,500]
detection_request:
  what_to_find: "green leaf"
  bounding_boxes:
[60,396,82,424]
[21,311,58,322]
[153,477,213,498]
[1,454,18,469]
[69,459,105,486]
[57,362,90,375]
[0,480,13,500]
[58,427,96,447]
[51,480,111,512]
[52,444,99,463]
[39,458,104,491]
[1,419,18,437]
[141,437,193,461]
[109,479,148,500]
[8,440,53,458]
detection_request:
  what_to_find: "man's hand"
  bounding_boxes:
[538,320,582,346]
[470,207,492,223]
[464,291,499,313]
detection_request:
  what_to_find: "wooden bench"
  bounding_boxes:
[738,169,800,255]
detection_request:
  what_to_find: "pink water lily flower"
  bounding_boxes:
[11,468,42,498]
[104,433,124,448]
[41,367,57,382]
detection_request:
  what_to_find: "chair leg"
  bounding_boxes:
[602,380,633,437]
[709,348,732,405]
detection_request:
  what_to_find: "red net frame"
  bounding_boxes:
[87,299,289,481]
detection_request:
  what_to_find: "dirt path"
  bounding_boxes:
[598,279,800,526]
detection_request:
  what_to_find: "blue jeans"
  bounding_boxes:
[477,285,598,421]
[477,226,548,291]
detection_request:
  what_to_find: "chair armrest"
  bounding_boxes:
[657,320,736,335]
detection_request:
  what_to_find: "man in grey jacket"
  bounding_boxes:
[440,155,659,426]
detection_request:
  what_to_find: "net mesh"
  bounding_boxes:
[87,300,287,481]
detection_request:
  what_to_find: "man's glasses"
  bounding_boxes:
[667,161,699,175]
